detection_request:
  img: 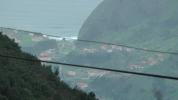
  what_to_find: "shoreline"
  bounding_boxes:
[0,27,78,41]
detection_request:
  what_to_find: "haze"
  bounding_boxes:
[0,0,102,36]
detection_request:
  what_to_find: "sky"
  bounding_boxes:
[0,0,103,36]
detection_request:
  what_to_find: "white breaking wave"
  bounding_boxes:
[46,35,78,41]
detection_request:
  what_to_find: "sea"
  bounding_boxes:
[0,0,102,37]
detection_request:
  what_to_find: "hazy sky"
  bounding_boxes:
[0,0,103,36]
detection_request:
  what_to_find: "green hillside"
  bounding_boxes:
[63,0,178,100]
[79,0,178,51]
[0,32,98,100]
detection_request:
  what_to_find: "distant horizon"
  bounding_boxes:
[0,27,78,41]
[0,0,103,37]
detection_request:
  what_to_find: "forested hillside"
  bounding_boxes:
[63,0,178,100]
[79,0,178,51]
[0,32,97,100]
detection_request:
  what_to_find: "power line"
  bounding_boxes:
[0,54,178,81]
[77,39,178,55]
[0,27,63,38]
[2,27,178,55]
[1,27,178,80]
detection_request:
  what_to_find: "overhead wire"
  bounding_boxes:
[1,27,178,81]
[2,27,178,55]
[77,39,178,55]
[0,54,178,81]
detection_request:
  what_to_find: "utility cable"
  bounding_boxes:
[77,39,178,55]
[0,54,178,81]
[2,27,178,55]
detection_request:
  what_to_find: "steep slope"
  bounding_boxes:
[63,0,178,100]
[79,0,178,51]
[0,32,97,100]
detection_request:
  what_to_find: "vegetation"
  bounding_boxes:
[0,32,98,100]
[2,1,178,99]
[79,0,178,51]
[64,0,178,99]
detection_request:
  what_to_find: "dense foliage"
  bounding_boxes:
[0,32,98,100]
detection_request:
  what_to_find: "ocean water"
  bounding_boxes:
[0,0,102,37]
